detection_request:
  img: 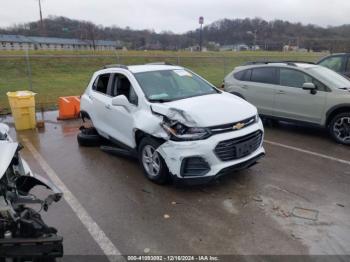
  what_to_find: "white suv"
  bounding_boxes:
[80,64,265,184]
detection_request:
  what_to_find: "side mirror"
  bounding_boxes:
[302,82,317,94]
[111,95,130,111]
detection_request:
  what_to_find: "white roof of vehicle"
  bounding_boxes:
[128,65,183,73]
[96,64,184,75]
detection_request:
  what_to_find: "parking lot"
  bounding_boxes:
[2,111,350,258]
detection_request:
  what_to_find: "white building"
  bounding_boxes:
[0,34,122,51]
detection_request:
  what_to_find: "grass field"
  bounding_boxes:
[0,50,325,113]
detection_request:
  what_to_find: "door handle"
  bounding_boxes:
[88,94,94,100]
[105,104,111,110]
[277,90,286,94]
[242,85,248,89]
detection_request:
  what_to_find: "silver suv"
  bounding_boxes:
[224,61,350,145]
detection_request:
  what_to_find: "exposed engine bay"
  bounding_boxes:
[0,123,63,259]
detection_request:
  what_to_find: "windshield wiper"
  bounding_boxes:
[148,98,173,103]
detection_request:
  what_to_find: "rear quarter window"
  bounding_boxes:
[233,69,251,81]
[234,71,245,80]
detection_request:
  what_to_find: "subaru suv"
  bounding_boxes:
[80,63,265,184]
[223,61,350,145]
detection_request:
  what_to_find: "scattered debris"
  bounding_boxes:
[292,207,319,221]
[36,120,45,128]
[265,184,311,202]
[278,209,291,218]
[241,199,248,207]
[291,233,302,240]
[336,203,345,208]
[222,199,239,214]
[142,188,152,194]
[144,248,150,253]
[164,214,170,219]
[252,195,263,202]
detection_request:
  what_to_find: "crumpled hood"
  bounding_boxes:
[0,141,18,179]
[151,92,257,127]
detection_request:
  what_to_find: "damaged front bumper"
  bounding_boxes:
[157,120,265,184]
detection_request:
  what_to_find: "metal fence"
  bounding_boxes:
[0,52,324,114]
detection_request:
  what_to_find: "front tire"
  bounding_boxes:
[329,112,350,145]
[138,137,170,184]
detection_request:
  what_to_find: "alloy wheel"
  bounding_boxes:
[142,145,161,177]
[333,117,350,143]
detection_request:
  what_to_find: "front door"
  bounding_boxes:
[273,68,327,124]
[105,73,138,148]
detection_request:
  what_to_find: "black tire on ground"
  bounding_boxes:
[77,127,102,147]
[261,117,279,127]
[328,112,350,145]
[138,137,170,184]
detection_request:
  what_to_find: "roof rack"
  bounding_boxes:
[146,62,175,66]
[103,64,128,70]
[243,61,315,67]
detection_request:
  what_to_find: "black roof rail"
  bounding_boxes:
[103,64,128,70]
[243,60,315,67]
[146,62,175,66]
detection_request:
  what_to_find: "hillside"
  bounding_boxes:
[1,16,350,51]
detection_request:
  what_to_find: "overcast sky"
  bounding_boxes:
[1,0,349,33]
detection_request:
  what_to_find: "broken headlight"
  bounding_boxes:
[161,120,211,141]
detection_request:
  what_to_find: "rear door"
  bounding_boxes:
[90,73,113,135]
[242,67,278,116]
[273,68,327,124]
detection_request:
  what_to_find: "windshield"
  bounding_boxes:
[134,69,219,102]
[307,66,350,89]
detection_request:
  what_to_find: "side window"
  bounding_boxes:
[346,57,350,72]
[319,56,344,72]
[92,74,110,94]
[251,68,276,84]
[279,68,327,91]
[234,70,251,81]
[312,78,327,92]
[279,69,310,88]
[110,74,138,105]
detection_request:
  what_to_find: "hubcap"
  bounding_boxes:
[142,145,161,177]
[333,117,350,142]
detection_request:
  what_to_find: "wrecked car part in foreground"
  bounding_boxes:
[79,64,265,184]
[0,123,63,259]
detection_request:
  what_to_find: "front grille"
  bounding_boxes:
[181,157,210,177]
[214,130,263,161]
[209,116,256,135]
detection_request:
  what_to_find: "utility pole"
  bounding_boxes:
[199,16,204,52]
[38,0,44,35]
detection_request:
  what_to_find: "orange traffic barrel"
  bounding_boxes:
[57,96,80,120]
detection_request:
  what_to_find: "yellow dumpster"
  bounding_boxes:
[7,91,36,130]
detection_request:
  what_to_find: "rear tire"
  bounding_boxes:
[77,127,102,147]
[329,112,350,145]
[138,137,170,184]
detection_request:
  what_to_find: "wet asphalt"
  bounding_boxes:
[2,111,350,256]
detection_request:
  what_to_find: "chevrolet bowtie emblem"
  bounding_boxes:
[233,122,245,130]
